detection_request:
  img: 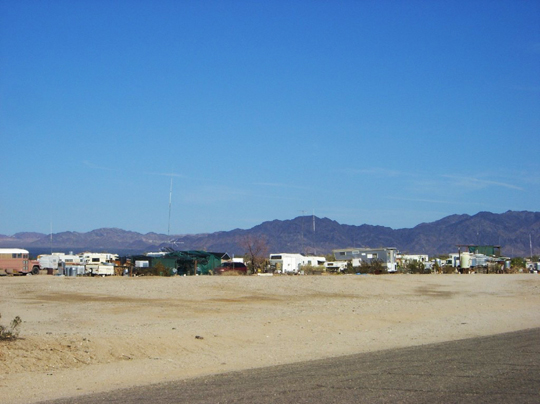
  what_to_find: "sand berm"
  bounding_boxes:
[1,274,539,403]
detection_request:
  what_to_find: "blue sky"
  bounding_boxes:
[1,0,539,235]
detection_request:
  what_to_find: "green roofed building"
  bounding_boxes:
[132,251,231,275]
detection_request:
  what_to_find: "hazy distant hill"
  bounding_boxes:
[1,211,538,257]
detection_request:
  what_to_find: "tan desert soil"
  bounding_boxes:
[1,274,539,403]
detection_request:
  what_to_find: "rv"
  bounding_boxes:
[80,252,118,276]
[269,253,326,273]
[332,247,398,273]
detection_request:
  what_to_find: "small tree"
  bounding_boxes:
[510,257,526,271]
[366,259,384,274]
[240,235,269,274]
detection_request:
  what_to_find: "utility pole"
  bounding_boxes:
[301,210,305,255]
[50,221,53,254]
[168,177,173,236]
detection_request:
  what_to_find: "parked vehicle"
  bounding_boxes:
[80,253,118,276]
[269,253,325,273]
[0,248,39,275]
[85,262,115,276]
[214,262,248,275]
[38,254,60,274]
[324,261,349,272]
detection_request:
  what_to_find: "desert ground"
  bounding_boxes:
[1,273,539,404]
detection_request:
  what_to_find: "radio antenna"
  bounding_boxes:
[168,177,173,236]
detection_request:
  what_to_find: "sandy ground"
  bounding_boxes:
[1,273,539,404]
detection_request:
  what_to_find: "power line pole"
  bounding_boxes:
[168,177,173,236]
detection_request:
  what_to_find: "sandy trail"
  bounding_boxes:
[1,274,539,404]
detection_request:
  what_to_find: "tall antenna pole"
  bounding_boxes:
[530,234,533,259]
[50,221,53,254]
[168,177,173,236]
[312,209,315,232]
[300,210,305,255]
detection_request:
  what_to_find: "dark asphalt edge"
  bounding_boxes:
[36,327,540,404]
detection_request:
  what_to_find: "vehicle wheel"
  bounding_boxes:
[32,266,40,275]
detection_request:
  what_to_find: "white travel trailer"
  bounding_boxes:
[38,254,61,271]
[325,258,362,272]
[269,253,326,273]
[80,252,118,276]
[38,253,84,274]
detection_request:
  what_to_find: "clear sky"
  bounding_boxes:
[1,0,539,236]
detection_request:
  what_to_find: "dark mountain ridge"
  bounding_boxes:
[1,211,538,257]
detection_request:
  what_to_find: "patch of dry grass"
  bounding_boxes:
[0,314,22,341]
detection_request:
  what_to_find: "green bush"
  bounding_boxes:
[407,260,426,274]
[132,261,175,276]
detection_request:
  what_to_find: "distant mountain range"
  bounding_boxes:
[1,211,539,258]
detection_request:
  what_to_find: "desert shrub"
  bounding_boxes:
[132,262,175,276]
[355,261,371,274]
[441,265,456,274]
[0,314,22,341]
[303,265,325,275]
[504,265,520,274]
[354,260,387,275]
[369,259,387,274]
[510,257,526,272]
[407,260,426,274]
[220,270,246,276]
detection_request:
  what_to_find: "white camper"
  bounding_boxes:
[38,254,61,271]
[80,252,117,276]
[325,258,363,272]
[325,261,349,272]
[269,254,326,273]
